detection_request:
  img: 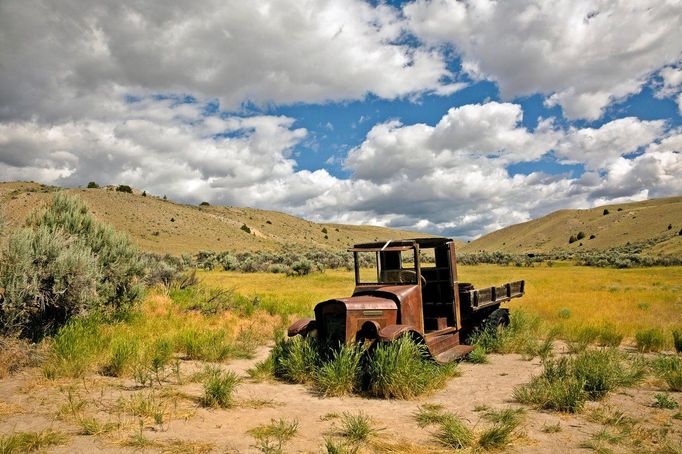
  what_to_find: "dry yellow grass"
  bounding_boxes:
[200,264,682,342]
[462,196,682,255]
[0,181,426,254]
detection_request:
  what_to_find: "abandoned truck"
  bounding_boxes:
[288,238,524,363]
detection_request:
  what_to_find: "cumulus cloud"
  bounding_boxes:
[405,0,682,119]
[0,0,457,122]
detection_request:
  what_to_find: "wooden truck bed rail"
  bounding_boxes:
[459,280,525,311]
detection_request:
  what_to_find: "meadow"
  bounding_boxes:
[200,263,682,346]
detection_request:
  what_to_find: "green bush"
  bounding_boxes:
[240,224,251,234]
[116,185,133,193]
[635,328,667,352]
[0,193,145,339]
[86,181,99,189]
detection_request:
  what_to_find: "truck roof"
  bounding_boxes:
[350,237,453,251]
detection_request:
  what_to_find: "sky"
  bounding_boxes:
[0,0,681,239]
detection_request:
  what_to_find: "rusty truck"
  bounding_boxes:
[287,237,524,363]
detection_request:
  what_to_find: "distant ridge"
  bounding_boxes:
[0,181,431,255]
[462,196,682,256]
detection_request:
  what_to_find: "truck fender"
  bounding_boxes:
[287,318,316,337]
[378,324,422,342]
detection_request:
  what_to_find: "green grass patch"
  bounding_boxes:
[651,355,682,392]
[0,430,68,453]
[314,344,364,397]
[653,393,679,409]
[42,317,107,378]
[338,411,380,444]
[249,418,299,454]
[635,328,667,352]
[200,366,240,408]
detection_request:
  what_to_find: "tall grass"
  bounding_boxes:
[514,349,644,413]
[366,337,458,399]
[635,328,667,352]
[0,430,68,453]
[272,336,320,384]
[200,366,240,408]
[314,344,364,396]
[651,356,682,392]
[42,317,106,378]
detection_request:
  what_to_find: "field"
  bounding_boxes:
[1,264,681,453]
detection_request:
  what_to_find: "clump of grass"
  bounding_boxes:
[635,328,667,352]
[200,366,240,408]
[597,324,624,348]
[435,414,473,449]
[366,336,458,399]
[177,328,233,362]
[469,310,544,359]
[339,411,380,443]
[653,393,679,409]
[117,391,168,424]
[78,417,119,435]
[540,422,562,433]
[466,345,488,364]
[558,308,571,319]
[247,356,275,382]
[514,349,643,413]
[651,355,682,392]
[272,336,320,384]
[0,430,68,453]
[133,338,174,386]
[101,336,139,377]
[477,406,526,450]
[249,418,299,454]
[673,330,682,354]
[566,326,600,354]
[42,317,106,379]
[314,344,364,397]
[414,404,449,427]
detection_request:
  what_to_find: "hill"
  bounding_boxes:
[462,196,682,256]
[0,182,429,255]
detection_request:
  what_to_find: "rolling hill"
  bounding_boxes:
[0,181,430,255]
[462,196,682,256]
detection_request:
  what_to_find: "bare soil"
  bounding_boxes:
[0,346,680,453]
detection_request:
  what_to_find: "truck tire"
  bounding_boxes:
[484,308,510,334]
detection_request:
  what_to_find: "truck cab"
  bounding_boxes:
[288,238,524,363]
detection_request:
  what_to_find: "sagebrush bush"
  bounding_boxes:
[0,193,145,338]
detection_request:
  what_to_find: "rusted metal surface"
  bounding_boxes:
[288,237,525,363]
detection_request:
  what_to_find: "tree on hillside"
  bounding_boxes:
[87,181,99,188]
[0,193,145,339]
[116,184,133,193]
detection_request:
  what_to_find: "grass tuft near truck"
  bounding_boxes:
[288,238,524,363]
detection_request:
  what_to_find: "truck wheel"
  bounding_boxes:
[484,308,510,334]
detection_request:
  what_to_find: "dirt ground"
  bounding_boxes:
[0,345,680,453]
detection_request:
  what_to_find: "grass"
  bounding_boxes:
[249,418,299,454]
[366,337,459,399]
[651,355,682,392]
[514,349,644,413]
[434,415,473,449]
[477,407,526,450]
[272,336,320,384]
[540,422,562,433]
[653,393,679,409]
[338,411,380,443]
[636,328,667,352]
[466,345,488,364]
[0,430,68,453]
[200,366,240,408]
[314,344,364,397]
[673,330,682,353]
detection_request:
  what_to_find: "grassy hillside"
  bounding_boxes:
[0,181,428,255]
[462,196,682,256]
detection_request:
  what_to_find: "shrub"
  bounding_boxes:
[86,181,99,188]
[321,227,328,234]
[0,193,144,339]
[603,209,609,215]
[366,336,457,399]
[289,259,312,276]
[240,224,251,234]
[635,328,667,352]
[668,224,673,230]
[200,366,240,408]
[116,185,133,193]
[141,191,146,197]
[199,201,210,206]
[568,235,577,244]
[314,344,363,396]
[558,308,572,319]
[589,234,596,239]
[576,231,585,240]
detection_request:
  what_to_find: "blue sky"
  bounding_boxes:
[1,0,681,238]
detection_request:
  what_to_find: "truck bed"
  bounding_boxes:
[458,280,525,311]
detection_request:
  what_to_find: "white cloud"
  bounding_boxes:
[0,0,456,122]
[405,0,682,119]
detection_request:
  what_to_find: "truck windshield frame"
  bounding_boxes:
[353,247,421,285]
